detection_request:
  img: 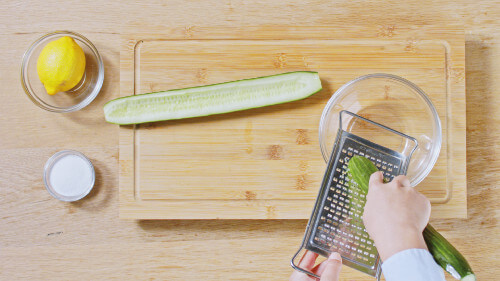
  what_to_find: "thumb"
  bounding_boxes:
[320,252,342,281]
[369,171,384,186]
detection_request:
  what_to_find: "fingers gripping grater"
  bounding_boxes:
[291,110,418,280]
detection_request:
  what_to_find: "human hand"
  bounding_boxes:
[362,172,430,261]
[289,251,342,281]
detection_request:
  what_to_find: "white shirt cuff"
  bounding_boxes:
[381,248,445,281]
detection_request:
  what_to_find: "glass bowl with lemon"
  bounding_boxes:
[21,31,104,113]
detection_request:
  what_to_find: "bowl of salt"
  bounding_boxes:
[43,150,95,202]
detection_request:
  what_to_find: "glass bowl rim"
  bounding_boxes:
[318,73,442,186]
[20,30,104,113]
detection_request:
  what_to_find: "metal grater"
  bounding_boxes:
[291,110,418,280]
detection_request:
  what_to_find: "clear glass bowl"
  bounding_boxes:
[319,74,442,186]
[43,150,95,202]
[21,31,104,113]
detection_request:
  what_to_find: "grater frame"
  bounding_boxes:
[291,110,418,280]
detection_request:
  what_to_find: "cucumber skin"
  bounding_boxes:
[104,71,322,125]
[347,155,378,194]
[348,156,475,281]
[423,224,475,281]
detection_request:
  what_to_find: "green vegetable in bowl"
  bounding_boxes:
[348,156,476,281]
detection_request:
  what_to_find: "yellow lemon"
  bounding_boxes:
[37,36,86,95]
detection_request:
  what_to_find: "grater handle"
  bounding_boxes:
[290,247,321,279]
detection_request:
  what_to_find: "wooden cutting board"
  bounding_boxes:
[119,26,466,219]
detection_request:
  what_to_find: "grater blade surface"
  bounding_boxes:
[306,130,410,279]
[291,110,418,280]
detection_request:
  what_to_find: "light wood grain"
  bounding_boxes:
[1,0,499,280]
[119,26,466,219]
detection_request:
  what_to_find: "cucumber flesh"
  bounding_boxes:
[461,275,477,281]
[104,71,322,125]
[348,156,476,281]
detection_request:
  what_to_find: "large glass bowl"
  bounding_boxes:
[319,74,442,186]
[21,31,104,113]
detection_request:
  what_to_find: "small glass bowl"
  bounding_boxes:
[319,74,442,186]
[21,31,104,113]
[43,150,95,202]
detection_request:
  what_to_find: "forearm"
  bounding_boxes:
[375,229,428,261]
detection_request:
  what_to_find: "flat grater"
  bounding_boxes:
[291,110,418,280]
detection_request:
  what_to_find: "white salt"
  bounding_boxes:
[49,154,93,197]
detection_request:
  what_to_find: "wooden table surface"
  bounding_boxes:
[1,1,498,280]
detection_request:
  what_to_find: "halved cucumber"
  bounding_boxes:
[104,71,322,125]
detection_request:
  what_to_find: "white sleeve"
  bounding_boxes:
[381,248,445,281]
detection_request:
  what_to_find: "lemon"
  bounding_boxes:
[37,36,86,95]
